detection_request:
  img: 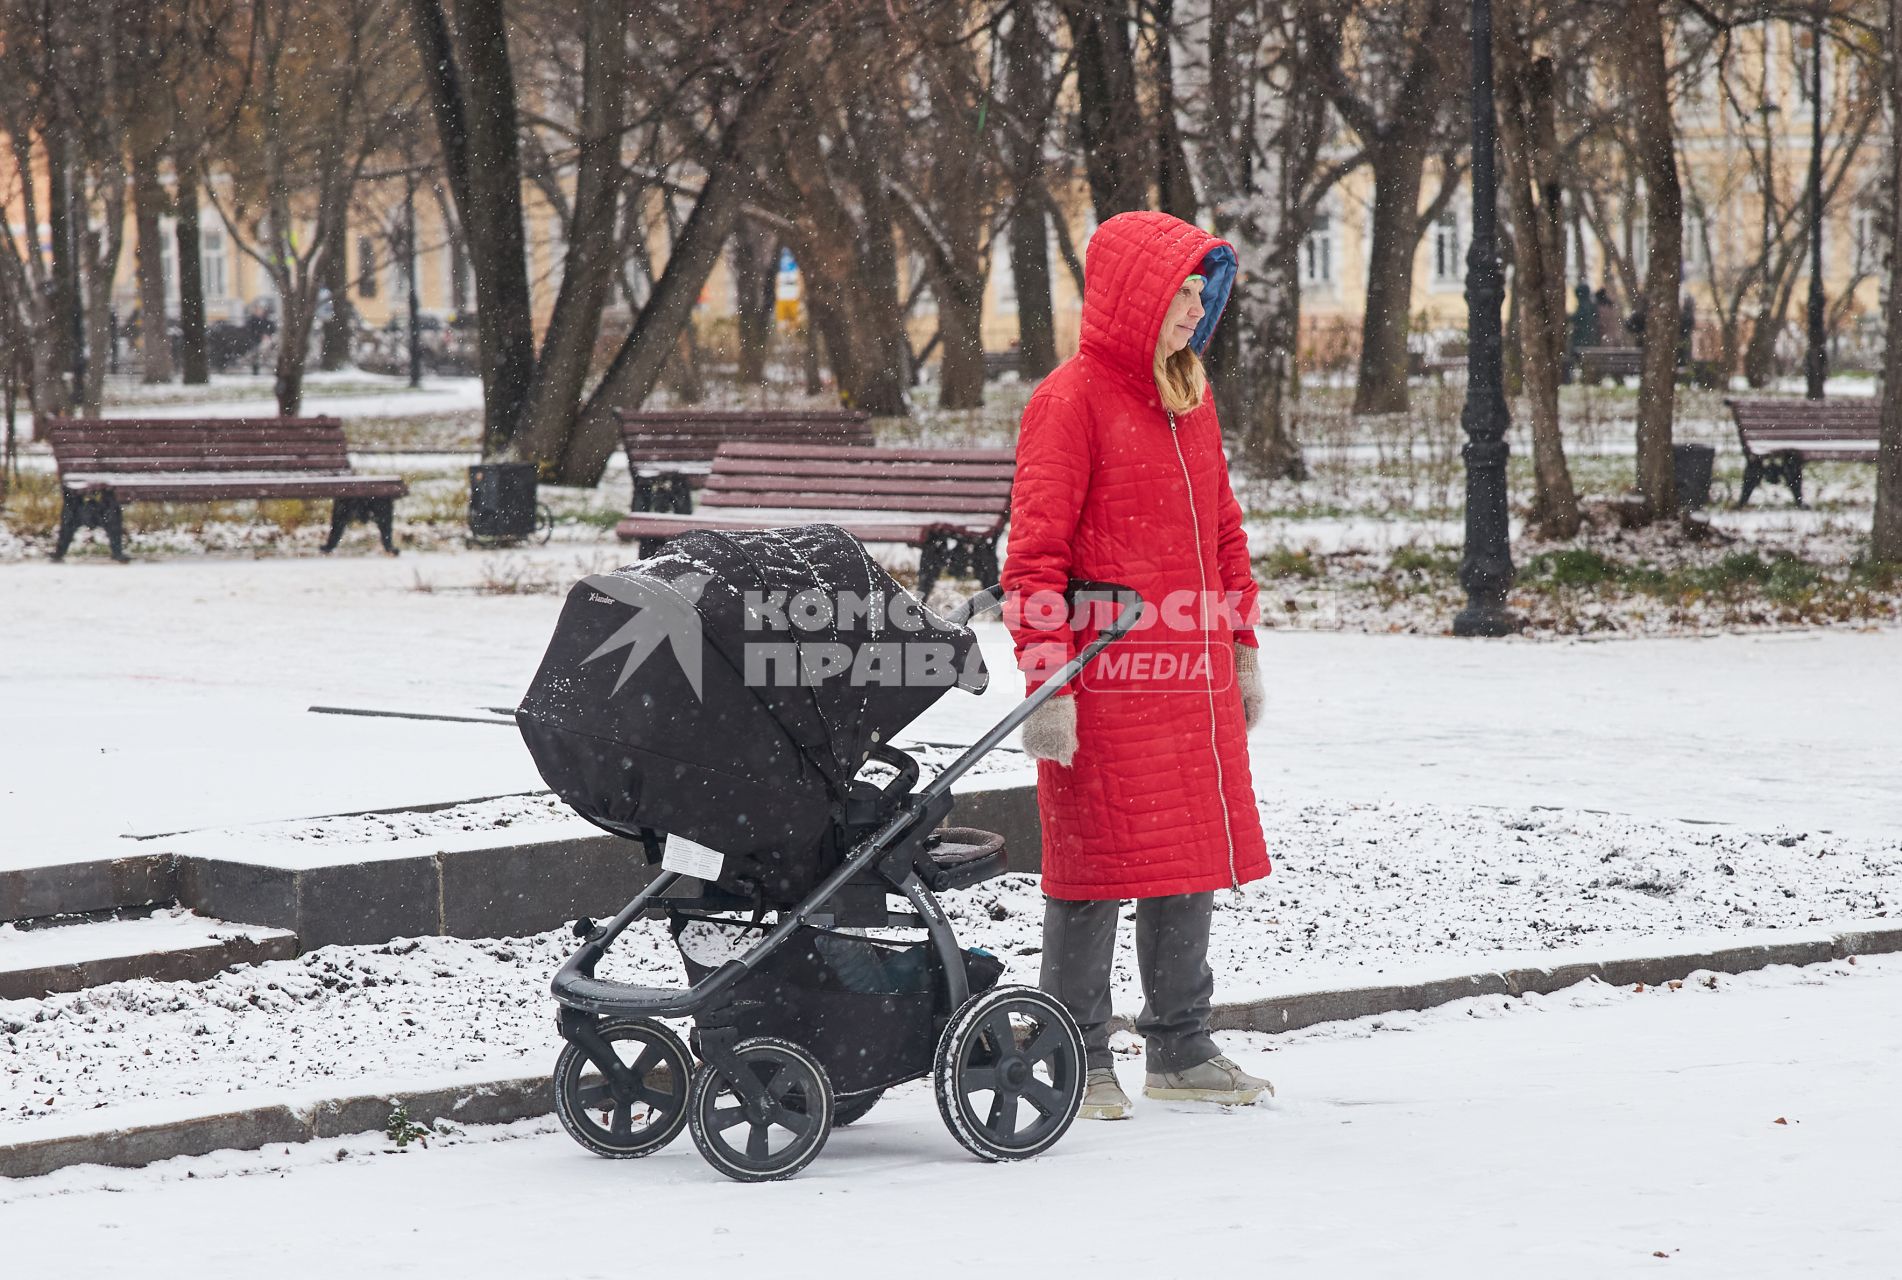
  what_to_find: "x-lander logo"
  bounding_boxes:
[579,572,713,698]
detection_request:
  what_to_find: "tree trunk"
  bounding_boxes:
[174,161,209,384]
[806,287,852,398]
[1353,140,1427,416]
[1873,0,1902,561]
[1231,234,1308,479]
[44,124,80,408]
[80,181,125,415]
[318,232,351,371]
[514,0,627,468]
[561,112,778,484]
[1627,0,1681,519]
[937,270,986,409]
[405,0,537,459]
[1495,28,1578,537]
[1152,0,1197,219]
[1064,0,1150,217]
[275,289,314,415]
[731,222,777,384]
[129,137,173,383]
[433,181,468,315]
[1005,6,1056,377]
[1195,0,1311,479]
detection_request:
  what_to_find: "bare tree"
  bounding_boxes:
[1001,1,1060,378]
[409,0,813,478]
[204,0,405,414]
[1183,0,1351,478]
[1495,0,1582,535]
[0,0,106,415]
[1626,0,1681,518]
[1310,0,1466,417]
[1875,0,1902,561]
[1063,0,1154,217]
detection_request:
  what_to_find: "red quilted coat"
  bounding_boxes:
[1002,210,1269,901]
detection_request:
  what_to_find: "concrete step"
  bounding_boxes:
[0,909,297,1000]
[0,854,175,924]
[0,782,1042,954]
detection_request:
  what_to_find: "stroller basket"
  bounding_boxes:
[676,917,1003,1097]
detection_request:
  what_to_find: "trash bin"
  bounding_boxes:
[468,462,540,541]
[1672,443,1715,513]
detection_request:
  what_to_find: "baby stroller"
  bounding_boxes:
[515,525,1145,1181]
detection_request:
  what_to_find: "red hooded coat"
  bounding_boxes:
[1002,211,1270,901]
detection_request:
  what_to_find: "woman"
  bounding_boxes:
[1002,210,1271,1121]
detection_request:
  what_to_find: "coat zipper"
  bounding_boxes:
[1168,410,1240,890]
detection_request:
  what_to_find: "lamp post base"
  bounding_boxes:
[1452,600,1521,637]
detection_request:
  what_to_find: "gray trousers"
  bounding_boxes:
[1038,892,1218,1073]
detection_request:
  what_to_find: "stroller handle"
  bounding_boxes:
[918,580,1148,805]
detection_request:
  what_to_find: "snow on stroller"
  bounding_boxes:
[515,524,1145,1181]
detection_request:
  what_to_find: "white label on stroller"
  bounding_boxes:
[661,833,726,880]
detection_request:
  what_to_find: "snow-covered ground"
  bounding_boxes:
[6,796,1894,1129]
[9,372,484,438]
[6,955,1898,1279]
[6,546,1899,868]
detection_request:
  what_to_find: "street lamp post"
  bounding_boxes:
[1805,1,1827,399]
[1454,0,1519,637]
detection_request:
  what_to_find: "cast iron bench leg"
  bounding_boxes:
[631,474,655,512]
[323,497,371,553]
[972,538,1000,588]
[1736,455,1763,508]
[1784,454,1806,507]
[101,494,128,562]
[52,489,83,561]
[373,496,398,554]
[916,534,949,603]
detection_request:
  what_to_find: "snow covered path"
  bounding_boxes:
[6,955,1898,1279]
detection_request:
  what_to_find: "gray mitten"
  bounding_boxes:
[1235,643,1264,731]
[1021,694,1078,766]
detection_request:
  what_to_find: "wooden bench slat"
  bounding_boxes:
[616,513,980,542]
[712,460,1014,477]
[699,492,1009,517]
[707,474,1013,499]
[718,441,1015,463]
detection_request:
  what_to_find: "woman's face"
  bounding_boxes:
[1158,278,1206,357]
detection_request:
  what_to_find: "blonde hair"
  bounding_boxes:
[1153,344,1208,416]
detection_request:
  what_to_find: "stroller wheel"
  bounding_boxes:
[552,1018,692,1159]
[689,1037,833,1183]
[832,1089,883,1127]
[934,986,1085,1162]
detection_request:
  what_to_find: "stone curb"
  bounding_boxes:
[1,784,1045,952]
[6,922,1896,1182]
[0,1077,548,1181]
[1207,925,1902,1034]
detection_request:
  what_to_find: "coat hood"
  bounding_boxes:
[1076,211,1238,385]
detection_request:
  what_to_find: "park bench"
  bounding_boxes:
[43,416,407,562]
[616,408,873,514]
[1578,346,1645,385]
[1724,397,1880,507]
[614,440,1015,599]
[983,349,1023,381]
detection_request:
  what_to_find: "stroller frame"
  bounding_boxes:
[549,581,1145,1180]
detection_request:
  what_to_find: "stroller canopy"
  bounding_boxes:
[517,525,988,864]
